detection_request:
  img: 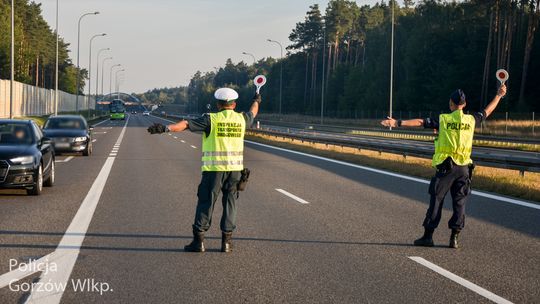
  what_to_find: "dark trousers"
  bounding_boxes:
[423,162,472,231]
[193,171,241,233]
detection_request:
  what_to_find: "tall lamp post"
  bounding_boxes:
[101,57,113,98]
[96,48,110,98]
[115,69,125,100]
[241,52,256,65]
[54,0,59,116]
[267,39,283,115]
[389,0,395,130]
[109,64,122,96]
[10,0,14,119]
[87,33,106,115]
[75,11,99,112]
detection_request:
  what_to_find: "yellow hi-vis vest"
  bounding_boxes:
[201,110,246,172]
[432,110,475,167]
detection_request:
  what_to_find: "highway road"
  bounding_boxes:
[0,114,538,303]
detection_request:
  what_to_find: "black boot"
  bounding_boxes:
[414,228,434,247]
[449,230,460,249]
[184,230,205,252]
[221,232,233,253]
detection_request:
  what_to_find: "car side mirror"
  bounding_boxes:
[41,137,52,145]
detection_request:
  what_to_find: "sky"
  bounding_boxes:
[37,0,388,94]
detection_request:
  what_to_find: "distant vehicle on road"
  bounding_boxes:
[143,111,150,116]
[43,115,93,156]
[131,111,137,114]
[110,99,126,120]
[0,119,55,195]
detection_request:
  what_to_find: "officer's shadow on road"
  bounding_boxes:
[0,230,451,253]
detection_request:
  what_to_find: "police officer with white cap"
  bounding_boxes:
[148,89,261,253]
[381,84,506,249]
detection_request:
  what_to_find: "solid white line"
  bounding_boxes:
[409,257,513,304]
[190,145,197,149]
[276,188,310,204]
[24,116,130,304]
[247,141,540,210]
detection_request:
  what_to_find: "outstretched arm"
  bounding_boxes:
[484,84,507,118]
[380,117,424,128]
[168,120,189,132]
[250,94,261,118]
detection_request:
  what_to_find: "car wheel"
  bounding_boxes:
[44,160,55,187]
[83,142,92,156]
[27,165,43,196]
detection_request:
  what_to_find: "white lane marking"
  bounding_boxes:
[276,188,310,204]
[92,139,97,143]
[93,119,110,126]
[109,154,117,157]
[409,257,513,304]
[55,156,74,163]
[92,131,107,134]
[173,136,178,139]
[247,141,540,210]
[190,145,197,149]
[180,140,185,143]
[24,116,130,303]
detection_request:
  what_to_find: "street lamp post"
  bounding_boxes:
[241,52,256,65]
[96,48,110,98]
[267,39,283,115]
[115,69,125,100]
[109,64,122,96]
[101,57,113,98]
[54,0,59,116]
[10,0,14,119]
[87,33,106,116]
[389,0,395,130]
[75,11,99,112]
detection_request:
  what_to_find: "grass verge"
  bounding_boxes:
[247,132,540,202]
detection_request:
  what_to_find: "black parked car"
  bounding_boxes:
[43,115,93,156]
[0,120,55,195]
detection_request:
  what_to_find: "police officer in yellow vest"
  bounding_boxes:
[147,88,261,253]
[381,84,506,248]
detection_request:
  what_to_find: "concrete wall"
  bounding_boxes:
[0,79,95,118]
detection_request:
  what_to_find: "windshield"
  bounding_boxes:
[0,123,33,145]
[44,118,85,130]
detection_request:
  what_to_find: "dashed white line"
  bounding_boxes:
[276,188,310,204]
[190,145,197,149]
[173,136,178,139]
[55,156,74,163]
[180,140,185,143]
[92,139,97,143]
[409,257,513,304]
[247,141,540,210]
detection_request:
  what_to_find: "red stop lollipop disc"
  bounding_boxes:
[495,69,509,84]
[254,75,267,93]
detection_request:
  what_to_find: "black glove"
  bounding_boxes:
[253,93,262,104]
[147,123,169,134]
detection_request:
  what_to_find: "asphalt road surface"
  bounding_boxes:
[0,114,538,304]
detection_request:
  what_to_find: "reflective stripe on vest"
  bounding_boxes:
[201,110,246,172]
[432,110,475,167]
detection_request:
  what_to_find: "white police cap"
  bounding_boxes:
[214,88,239,102]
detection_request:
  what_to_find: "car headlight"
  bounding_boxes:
[74,137,87,142]
[10,156,34,165]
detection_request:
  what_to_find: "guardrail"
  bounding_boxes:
[157,113,540,174]
[247,129,540,174]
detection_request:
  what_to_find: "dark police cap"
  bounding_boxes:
[450,89,466,105]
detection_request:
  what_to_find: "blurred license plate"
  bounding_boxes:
[55,143,70,148]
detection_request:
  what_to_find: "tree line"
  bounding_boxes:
[0,0,85,95]
[179,0,539,117]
